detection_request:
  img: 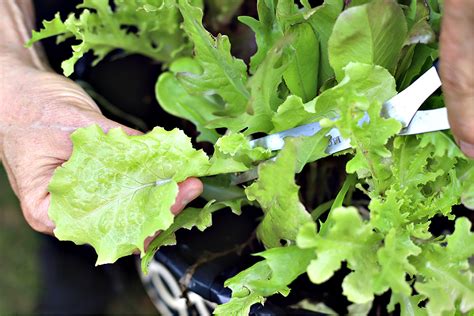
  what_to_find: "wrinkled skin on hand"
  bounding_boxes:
[0,62,202,236]
[440,0,474,158]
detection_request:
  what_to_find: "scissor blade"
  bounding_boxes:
[399,107,450,135]
[249,121,323,151]
[381,66,441,127]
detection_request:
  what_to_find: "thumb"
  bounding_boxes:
[171,178,204,214]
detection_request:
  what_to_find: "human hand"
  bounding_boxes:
[440,0,474,158]
[0,62,203,235]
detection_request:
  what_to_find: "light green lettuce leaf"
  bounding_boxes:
[373,229,421,296]
[155,57,221,143]
[238,0,283,73]
[322,63,400,192]
[177,0,249,116]
[369,189,407,234]
[271,95,316,132]
[273,61,397,135]
[214,245,315,316]
[302,207,381,304]
[311,62,397,118]
[27,0,190,76]
[413,218,474,315]
[328,0,407,81]
[141,199,242,272]
[245,142,312,248]
[208,133,273,174]
[389,133,469,222]
[48,125,210,265]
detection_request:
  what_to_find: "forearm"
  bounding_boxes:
[0,0,46,69]
[0,1,49,158]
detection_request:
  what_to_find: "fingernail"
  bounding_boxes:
[460,141,474,159]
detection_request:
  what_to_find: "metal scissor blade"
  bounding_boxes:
[399,108,450,135]
[249,121,323,151]
[381,65,441,127]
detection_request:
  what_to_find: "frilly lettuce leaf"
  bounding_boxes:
[48,125,210,264]
[177,0,249,116]
[245,142,312,248]
[299,208,381,304]
[141,199,243,273]
[328,63,400,193]
[214,246,315,316]
[155,57,221,143]
[27,0,193,76]
[373,229,421,296]
[208,133,273,174]
[413,218,474,315]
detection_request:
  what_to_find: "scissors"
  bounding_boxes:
[231,61,449,185]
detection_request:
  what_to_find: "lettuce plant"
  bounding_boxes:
[29,0,473,314]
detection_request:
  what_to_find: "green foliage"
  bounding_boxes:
[328,0,407,81]
[27,0,195,76]
[245,142,312,248]
[141,199,243,272]
[176,0,250,117]
[155,57,221,143]
[302,208,381,304]
[214,246,315,316]
[32,0,474,314]
[282,22,320,102]
[303,0,344,86]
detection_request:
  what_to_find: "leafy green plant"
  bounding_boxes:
[29,0,473,314]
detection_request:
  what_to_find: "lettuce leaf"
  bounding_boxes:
[245,142,312,248]
[177,0,250,116]
[48,125,210,264]
[27,0,192,76]
[155,57,221,143]
[214,246,315,316]
[328,0,407,81]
